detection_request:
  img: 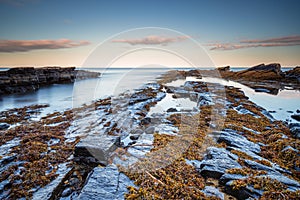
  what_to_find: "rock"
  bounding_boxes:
[291,114,300,121]
[201,186,224,199]
[166,108,178,112]
[285,66,300,82]
[197,94,213,107]
[258,174,300,191]
[32,163,71,200]
[288,123,300,138]
[224,181,263,200]
[247,63,281,74]
[145,126,155,134]
[282,145,299,153]
[0,123,10,130]
[220,173,247,185]
[217,66,230,72]
[216,129,261,154]
[141,117,151,125]
[185,69,202,77]
[198,147,241,179]
[131,129,143,135]
[74,135,120,166]
[0,67,100,94]
[297,109,300,113]
[227,63,284,81]
[244,159,278,173]
[78,165,135,200]
[129,134,140,140]
[254,88,271,93]
[61,187,72,197]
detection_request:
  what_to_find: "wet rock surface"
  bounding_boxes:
[0,67,100,94]
[197,147,242,178]
[78,165,135,200]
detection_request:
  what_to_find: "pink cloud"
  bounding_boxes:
[0,39,90,53]
[112,35,190,46]
[207,35,300,50]
[241,35,300,44]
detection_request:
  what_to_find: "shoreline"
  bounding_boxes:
[0,67,100,95]
[0,65,300,199]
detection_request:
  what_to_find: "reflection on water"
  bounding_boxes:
[167,76,300,123]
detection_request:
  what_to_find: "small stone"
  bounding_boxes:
[131,129,143,135]
[141,117,151,125]
[129,134,140,140]
[166,108,178,112]
[145,126,155,134]
[291,114,300,122]
[0,123,10,130]
[61,187,72,197]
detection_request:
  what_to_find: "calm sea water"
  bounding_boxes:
[0,67,299,122]
[0,67,176,114]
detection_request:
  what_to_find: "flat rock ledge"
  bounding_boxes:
[78,165,135,200]
[0,67,100,94]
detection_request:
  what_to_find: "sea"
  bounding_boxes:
[0,67,299,123]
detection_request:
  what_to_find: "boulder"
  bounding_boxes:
[217,66,230,72]
[291,114,300,122]
[74,135,120,166]
[197,147,241,178]
[78,165,135,200]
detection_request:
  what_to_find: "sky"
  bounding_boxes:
[0,0,300,67]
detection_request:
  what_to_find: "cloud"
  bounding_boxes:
[208,35,300,50]
[241,35,300,44]
[0,39,90,53]
[112,35,190,46]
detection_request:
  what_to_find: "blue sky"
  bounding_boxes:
[0,0,299,67]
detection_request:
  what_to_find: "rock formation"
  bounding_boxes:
[0,67,100,95]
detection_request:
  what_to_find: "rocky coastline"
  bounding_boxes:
[201,63,300,95]
[0,65,299,199]
[0,67,100,95]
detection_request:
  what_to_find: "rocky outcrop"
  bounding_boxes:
[285,66,300,82]
[217,66,230,72]
[0,67,100,95]
[226,63,284,80]
[201,63,300,95]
